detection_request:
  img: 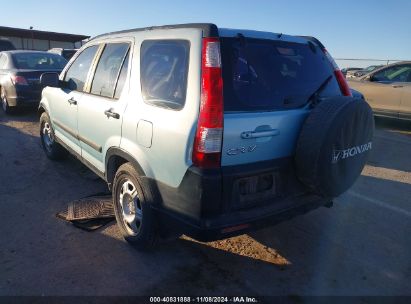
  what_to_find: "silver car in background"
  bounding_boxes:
[348,61,411,120]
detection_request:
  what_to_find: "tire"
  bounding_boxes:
[295,97,374,198]
[39,112,67,160]
[112,162,158,249]
[1,87,13,114]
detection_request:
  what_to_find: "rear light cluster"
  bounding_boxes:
[10,75,28,86]
[192,38,224,169]
[323,49,352,97]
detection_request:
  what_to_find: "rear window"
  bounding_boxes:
[220,37,340,112]
[12,52,67,70]
[0,40,15,51]
[61,50,77,61]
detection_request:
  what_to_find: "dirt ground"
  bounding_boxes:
[0,110,410,296]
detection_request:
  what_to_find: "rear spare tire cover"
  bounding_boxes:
[295,97,374,198]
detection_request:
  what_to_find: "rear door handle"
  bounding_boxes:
[67,97,77,105]
[241,129,280,139]
[392,85,403,88]
[104,108,120,119]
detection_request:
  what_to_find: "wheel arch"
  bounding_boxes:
[38,105,46,117]
[105,147,147,190]
[37,99,50,118]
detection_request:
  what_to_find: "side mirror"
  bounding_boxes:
[367,74,379,82]
[363,75,371,81]
[40,72,60,87]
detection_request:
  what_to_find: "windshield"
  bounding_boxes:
[12,52,67,70]
[220,37,341,112]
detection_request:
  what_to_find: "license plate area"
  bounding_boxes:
[231,172,279,210]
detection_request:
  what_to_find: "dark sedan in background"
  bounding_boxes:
[0,50,67,113]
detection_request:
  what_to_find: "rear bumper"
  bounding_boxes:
[154,193,329,242]
[5,86,41,107]
[8,96,41,107]
[149,158,331,241]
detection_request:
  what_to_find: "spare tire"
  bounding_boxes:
[295,97,374,198]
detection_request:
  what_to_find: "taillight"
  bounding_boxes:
[192,37,224,169]
[10,75,28,86]
[323,49,352,97]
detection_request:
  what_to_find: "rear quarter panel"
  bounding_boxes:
[119,28,202,188]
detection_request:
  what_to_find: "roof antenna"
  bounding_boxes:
[278,33,283,38]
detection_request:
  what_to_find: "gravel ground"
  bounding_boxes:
[0,111,410,296]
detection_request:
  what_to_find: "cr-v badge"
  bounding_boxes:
[227,145,257,156]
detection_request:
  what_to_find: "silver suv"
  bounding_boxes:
[38,24,374,249]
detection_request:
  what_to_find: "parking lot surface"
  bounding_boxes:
[0,111,410,296]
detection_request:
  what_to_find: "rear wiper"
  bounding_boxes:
[307,75,333,106]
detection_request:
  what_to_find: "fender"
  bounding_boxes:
[38,92,51,117]
[38,103,48,116]
[105,147,147,186]
[105,147,165,208]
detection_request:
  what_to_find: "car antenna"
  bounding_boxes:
[278,33,283,38]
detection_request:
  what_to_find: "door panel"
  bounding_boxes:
[50,44,100,155]
[358,81,403,113]
[77,95,126,172]
[48,87,82,155]
[399,83,411,119]
[77,42,131,172]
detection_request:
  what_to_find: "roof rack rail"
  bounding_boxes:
[91,23,219,41]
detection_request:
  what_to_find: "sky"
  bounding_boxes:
[1,0,410,67]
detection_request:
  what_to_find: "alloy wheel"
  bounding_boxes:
[42,122,54,152]
[119,179,143,235]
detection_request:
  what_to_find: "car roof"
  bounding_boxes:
[371,61,411,72]
[385,61,411,66]
[219,28,308,44]
[92,23,219,40]
[91,23,312,45]
[49,48,77,51]
[2,50,55,55]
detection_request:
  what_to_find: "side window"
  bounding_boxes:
[140,40,189,110]
[114,51,130,99]
[373,65,411,83]
[90,43,129,98]
[390,65,411,82]
[64,45,99,91]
